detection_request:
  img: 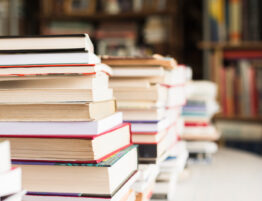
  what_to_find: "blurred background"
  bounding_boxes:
[0,0,262,155]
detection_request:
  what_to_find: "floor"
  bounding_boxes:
[173,148,262,201]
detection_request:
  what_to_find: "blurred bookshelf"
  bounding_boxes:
[201,0,262,153]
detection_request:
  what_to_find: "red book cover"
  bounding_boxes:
[220,67,228,116]
[249,67,258,116]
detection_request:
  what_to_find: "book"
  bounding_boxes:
[0,168,22,197]
[0,190,26,201]
[181,125,221,141]
[101,56,177,71]
[0,140,11,173]
[138,126,177,159]
[0,63,112,77]
[0,100,116,121]
[121,108,166,121]
[0,112,122,135]
[0,34,93,53]
[131,129,167,144]
[132,165,159,201]
[128,118,170,133]
[0,88,113,103]
[113,86,167,102]
[13,145,138,196]
[23,172,138,201]
[0,123,131,163]
[111,66,165,77]
[0,72,109,90]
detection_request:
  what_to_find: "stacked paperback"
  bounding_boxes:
[151,141,188,201]
[0,34,138,201]
[102,56,187,164]
[0,140,24,201]
[181,73,220,161]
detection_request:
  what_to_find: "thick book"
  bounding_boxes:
[0,168,22,197]
[0,34,93,53]
[0,63,112,77]
[13,145,138,196]
[127,118,170,133]
[0,88,113,103]
[111,66,165,78]
[131,122,176,144]
[0,100,116,121]
[0,52,100,66]
[23,172,138,201]
[0,112,122,135]
[121,108,165,121]
[0,72,109,90]
[137,126,177,160]
[113,86,167,102]
[101,56,177,70]
[0,140,11,173]
[1,123,131,163]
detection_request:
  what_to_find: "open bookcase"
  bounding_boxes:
[200,0,262,154]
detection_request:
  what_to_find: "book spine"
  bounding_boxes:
[229,0,242,43]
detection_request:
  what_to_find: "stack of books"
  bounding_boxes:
[0,140,24,201]
[131,165,159,201]
[151,141,188,201]
[0,34,138,201]
[102,56,187,164]
[181,76,220,162]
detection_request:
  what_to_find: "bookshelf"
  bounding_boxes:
[33,0,184,62]
[201,0,262,151]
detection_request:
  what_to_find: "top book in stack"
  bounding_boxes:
[0,34,94,53]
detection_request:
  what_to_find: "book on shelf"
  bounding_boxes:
[13,145,138,196]
[205,0,262,42]
[219,58,262,117]
[0,123,131,163]
[0,34,94,53]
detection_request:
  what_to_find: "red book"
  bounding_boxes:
[249,67,259,116]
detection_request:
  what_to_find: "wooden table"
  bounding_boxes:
[173,148,262,201]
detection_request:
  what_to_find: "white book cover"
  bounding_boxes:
[0,168,22,197]
[0,52,100,66]
[0,141,11,173]
[0,112,122,136]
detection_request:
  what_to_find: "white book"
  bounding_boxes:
[1,191,26,201]
[0,52,100,66]
[0,168,22,197]
[0,112,122,136]
[0,141,11,173]
[128,118,169,133]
